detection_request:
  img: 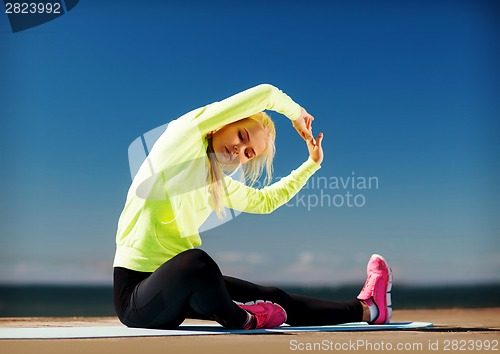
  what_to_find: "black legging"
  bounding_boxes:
[113,249,362,329]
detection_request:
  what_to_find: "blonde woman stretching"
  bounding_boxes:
[113,84,392,330]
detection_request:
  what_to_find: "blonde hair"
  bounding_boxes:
[206,112,276,218]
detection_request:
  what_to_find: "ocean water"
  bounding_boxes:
[0,284,499,317]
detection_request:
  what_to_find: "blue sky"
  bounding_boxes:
[1,0,499,286]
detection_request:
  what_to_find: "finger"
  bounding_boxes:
[307,131,315,142]
[301,126,313,140]
[316,132,324,146]
[309,134,321,148]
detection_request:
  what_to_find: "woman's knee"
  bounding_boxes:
[263,285,290,303]
[170,249,220,277]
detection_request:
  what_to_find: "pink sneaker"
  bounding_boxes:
[357,254,392,324]
[237,300,287,329]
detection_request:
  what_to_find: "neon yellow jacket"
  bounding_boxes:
[113,84,321,272]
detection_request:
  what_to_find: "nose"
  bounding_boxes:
[232,144,248,162]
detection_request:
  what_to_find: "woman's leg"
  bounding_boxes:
[223,276,363,326]
[114,249,248,329]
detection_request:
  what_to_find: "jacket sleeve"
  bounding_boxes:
[221,157,321,214]
[194,84,302,136]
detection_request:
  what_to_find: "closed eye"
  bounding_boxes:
[239,129,255,159]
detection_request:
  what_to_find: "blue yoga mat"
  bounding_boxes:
[0,322,433,339]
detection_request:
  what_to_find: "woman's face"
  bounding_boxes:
[211,118,268,165]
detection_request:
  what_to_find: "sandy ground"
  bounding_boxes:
[0,308,499,354]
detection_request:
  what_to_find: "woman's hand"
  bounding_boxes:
[292,107,315,143]
[307,132,324,165]
[304,112,324,165]
[293,107,324,165]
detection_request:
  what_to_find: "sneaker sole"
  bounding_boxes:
[371,254,392,324]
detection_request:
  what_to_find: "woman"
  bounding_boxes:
[113,84,392,330]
